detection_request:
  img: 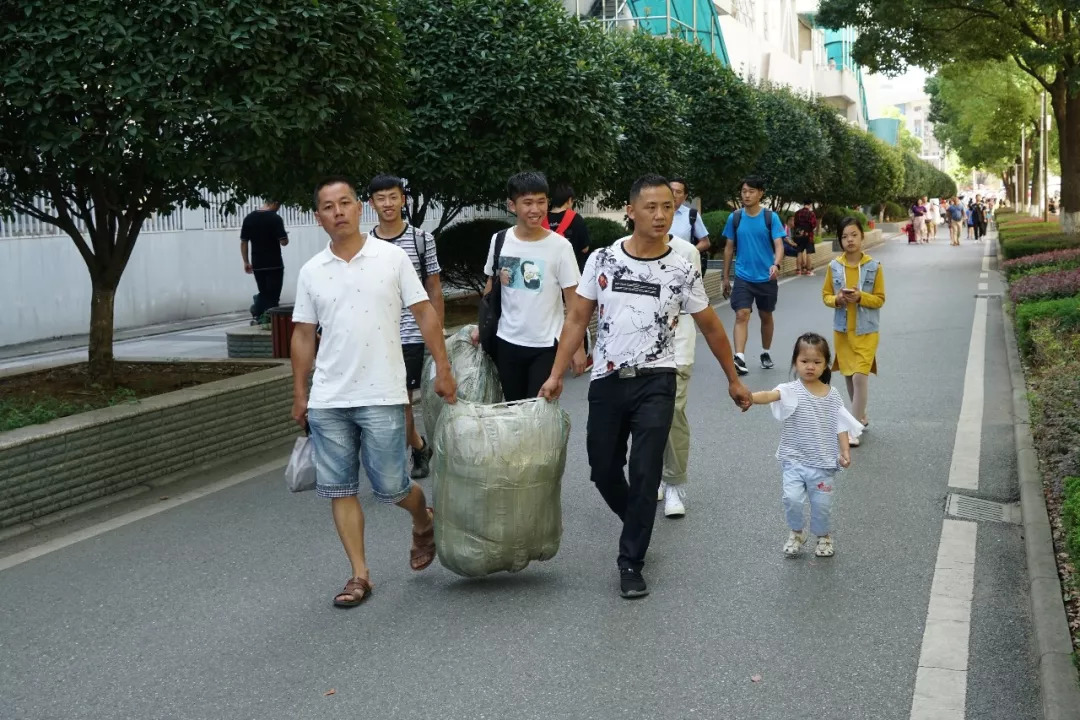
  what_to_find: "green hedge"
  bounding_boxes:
[1064,476,1080,566]
[871,201,906,221]
[434,218,513,294]
[583,216,627,249]
[1000,233,1080,260]
[821,206,868,233]
[702,210,732,249]
[1014,295,1080,360]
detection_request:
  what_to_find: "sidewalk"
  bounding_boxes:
[0,314,243,373]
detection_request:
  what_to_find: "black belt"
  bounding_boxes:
[616,366,676,379]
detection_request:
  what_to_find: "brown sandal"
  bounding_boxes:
[410,508,436,571]
[333,576,372,608]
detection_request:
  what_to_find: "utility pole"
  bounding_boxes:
[1042,91,1049,223]
[1021,127,1027,213]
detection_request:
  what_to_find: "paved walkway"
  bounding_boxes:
[0,231,1042,719]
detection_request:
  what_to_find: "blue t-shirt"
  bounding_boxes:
[947,204,964,222]
[722,209,787,283]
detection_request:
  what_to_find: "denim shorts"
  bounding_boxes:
[306,405,411,502]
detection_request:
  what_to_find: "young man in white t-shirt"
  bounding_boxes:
[478,172,587,400]
[657,234,701,519]
[540,175,753,599]
[290,177,457,609]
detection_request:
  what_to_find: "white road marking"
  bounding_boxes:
[981,255,990,272]
[909,519,978,719]
[0,456,287,573]
[979,272,988,279]
[978,282,988,291]
[947,296,987,490]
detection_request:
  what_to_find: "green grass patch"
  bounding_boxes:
[1014,295,1080,361]
[0,388,137,432]
[1064,476,1080,569]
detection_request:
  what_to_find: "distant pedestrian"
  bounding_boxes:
[821,217,885,445]
[751,333,862,558]
[946,197,965,246]
[925,197,938,242]
[368,174,444,480]
[544,183,592,272]
[669,177,712,272]
[971,195,988,241]
[965,201,974,241]
[793,201,818,276]
[721,176,787,376]
[910,198,927,243]
[240,201,289,324]
[290,176,457,608]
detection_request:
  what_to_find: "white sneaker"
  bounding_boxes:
[657,481,666,502]
[783,530,807,557]
[664,485,686,517]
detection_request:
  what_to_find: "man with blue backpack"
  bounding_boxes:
[720,176,787,376]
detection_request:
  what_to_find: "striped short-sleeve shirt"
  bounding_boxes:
[771,381,860,469]
[371,225,440,345]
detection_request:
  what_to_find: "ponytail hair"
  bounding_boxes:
[791,332,833,384]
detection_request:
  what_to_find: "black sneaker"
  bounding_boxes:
[733,355,749,376]
[411,438,433,479]
[760,351,774,369]
[619,568,649,599]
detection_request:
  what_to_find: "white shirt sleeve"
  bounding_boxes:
[838,406,865,439]
[557,238,582,289]
[482,233,498,277]
[291,267,318,324]
[770,383,799,422]
[399,251,430,308]
[681,266,709,314]
[577,250,600,301]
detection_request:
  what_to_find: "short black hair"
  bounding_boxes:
[791,332,832,385]
[507,171,549,201]
[367,174,406,198]
[669,177,690,194]
[836,215,865,240]
[629,174,673,204]
[314,175,357,209]
[741,175,766,191]
[550,183,575,207]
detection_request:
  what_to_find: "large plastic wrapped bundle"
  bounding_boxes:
[420,324,503,437]
[433,399,570,577]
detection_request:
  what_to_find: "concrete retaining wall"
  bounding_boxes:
[0,363,294,530]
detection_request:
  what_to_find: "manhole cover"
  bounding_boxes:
[946,493,1020,524]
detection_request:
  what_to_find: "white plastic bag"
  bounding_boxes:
[285,435,316,493]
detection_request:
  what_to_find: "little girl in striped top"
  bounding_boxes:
[752,333,863,558]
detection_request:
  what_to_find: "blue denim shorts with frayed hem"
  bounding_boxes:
[306,405,411,503]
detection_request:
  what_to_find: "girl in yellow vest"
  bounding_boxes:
[821,217,886,447]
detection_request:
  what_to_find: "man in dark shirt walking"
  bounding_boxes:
[240,201,289,324]
[545,184,592,271]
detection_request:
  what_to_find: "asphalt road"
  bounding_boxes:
[0,232,1041,720]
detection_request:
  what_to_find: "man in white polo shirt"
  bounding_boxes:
[290,176,457,609]
[540,174,752,599]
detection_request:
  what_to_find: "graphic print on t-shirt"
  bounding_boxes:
[497,256,545,292]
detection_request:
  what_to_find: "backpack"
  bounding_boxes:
[688,207,709,277]
[476,230,509,359]
[412,227,430,284]
[729,208,775,251]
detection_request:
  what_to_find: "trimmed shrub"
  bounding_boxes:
[999,221,1063,241]
[821,206,868,233]
[1001,248,1080,279]
[435,218,513,295]
[702,210,732,250]
[870,201,905,221]
[1014,295,1080,359]
[1000,233,1080,260]
[583,216,628,249]
[1009,266,1080,303]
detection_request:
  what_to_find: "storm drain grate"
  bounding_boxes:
[974,292,1002,298]
[946,493,1021,524]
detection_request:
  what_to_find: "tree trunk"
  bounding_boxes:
[1030,120,1042,212]
[1052,80,1080,235]
[88,282,117,386]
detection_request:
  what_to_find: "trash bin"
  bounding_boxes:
[269,305,295,359]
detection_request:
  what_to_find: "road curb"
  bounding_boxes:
[1000,295,1080,720]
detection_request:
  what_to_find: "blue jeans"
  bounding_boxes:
[781,461,836,536]
[306,405,411,503]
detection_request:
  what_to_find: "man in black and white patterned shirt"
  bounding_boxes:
[540,175,752,599]
[369,174,444,479]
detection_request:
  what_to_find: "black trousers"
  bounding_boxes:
[252,267,284,319]
[586,371,677,571]
[495,337,558,402]
[975,221,988,240]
